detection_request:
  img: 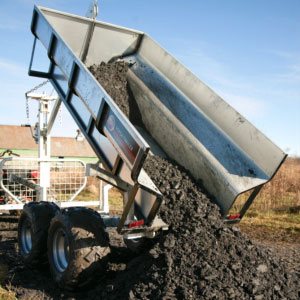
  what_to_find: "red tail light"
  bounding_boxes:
[128,219,144,228]
[227,214,241,220]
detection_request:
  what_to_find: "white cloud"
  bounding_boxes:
[175,43,300,125]
[274,63,300,84]
[0,12,27,31]
[0,23,19,30]
[174,43,267,118]
[0,58,27,76]
[264,49,300,85]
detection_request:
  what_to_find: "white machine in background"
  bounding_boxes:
[0,84,111,214]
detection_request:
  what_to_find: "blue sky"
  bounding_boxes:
[0,0,299,156]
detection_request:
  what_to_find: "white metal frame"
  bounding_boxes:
[0,88,112,213]
[0,157,86,208]
[0,156,112,212]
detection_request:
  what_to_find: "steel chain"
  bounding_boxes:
[25,79,49,123]
[26,97,30,122]
[59,105,62,126]
[25,79,49,97]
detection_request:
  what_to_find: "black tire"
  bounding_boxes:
[124,237,153,253]
[18,201,59,266]
[47,207,110,290]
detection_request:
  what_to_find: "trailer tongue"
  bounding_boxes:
[20,5,287,289]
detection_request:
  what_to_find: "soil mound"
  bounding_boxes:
[88,62,300,299]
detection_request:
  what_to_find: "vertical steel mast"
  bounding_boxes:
[25,92,58,201]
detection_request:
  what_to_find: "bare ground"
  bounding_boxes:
[0,213,299,299]
[238,223,300,276]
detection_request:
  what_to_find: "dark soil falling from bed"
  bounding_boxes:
[0,62,298,300]
[87,62,300,299]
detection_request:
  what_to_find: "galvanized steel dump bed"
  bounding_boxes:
[29,6,286,228]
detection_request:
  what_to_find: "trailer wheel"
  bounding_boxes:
[47,207,110,290]
[124,237,153,253]
[18,201,59,266]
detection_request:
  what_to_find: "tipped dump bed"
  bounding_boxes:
[29,6,286,218]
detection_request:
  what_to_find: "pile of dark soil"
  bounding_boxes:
[1,62,298,300]
[89,62,300,299]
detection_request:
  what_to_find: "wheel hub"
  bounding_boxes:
[21,219,32,254]
[52,228,69,273]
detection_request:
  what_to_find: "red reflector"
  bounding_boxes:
[128,219,144,228]
[227,214,241,220]
[0,197,4,203]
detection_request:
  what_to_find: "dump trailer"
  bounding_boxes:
[17,6,286,289]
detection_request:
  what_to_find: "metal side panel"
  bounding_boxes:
[38,6,143,65]
[31,6,149,180]
[85,19,143,66]
[135,36,286,179]
[123,38,286,215]
[34,9,90,59]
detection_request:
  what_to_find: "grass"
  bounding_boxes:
[0,264,16,300]
[239,211,300,244]
[108,188,123,212]
[242,211,300,232]
[76,181,123,213]
[0,286,16,300]
[232,157,300,241]
[75,190,98,201]
[232,157,300,214]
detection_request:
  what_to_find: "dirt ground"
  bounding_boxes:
[238,223,300,276]
[0,213,133,299]
[0,213,299,299]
